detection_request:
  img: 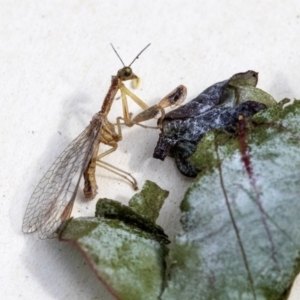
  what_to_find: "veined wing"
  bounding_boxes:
[22,116,102,239]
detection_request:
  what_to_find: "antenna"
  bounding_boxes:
[110,43,125,67]
[110,43,151,67]
[128,43,151,67]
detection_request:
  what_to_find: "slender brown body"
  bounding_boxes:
[83,71,141,199]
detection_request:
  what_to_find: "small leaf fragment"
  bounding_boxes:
[129,180,169,222]
[222,70,277,107]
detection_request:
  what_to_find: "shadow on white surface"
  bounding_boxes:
[21,236,115,300]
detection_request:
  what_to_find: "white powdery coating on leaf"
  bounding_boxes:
[77,219,164,300]
[164,106,300,299]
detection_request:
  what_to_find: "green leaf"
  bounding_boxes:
[59,181,169,300]
[162,100,300,300]
[129,180,169,222]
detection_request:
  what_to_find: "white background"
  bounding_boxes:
[1,1,300,299]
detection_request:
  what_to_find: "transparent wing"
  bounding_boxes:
[22,118,102,239]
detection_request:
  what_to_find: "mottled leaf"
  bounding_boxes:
[59,181,169,300]
[162,99,300,300]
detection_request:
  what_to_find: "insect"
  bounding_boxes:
[153,71,269,177]
[22,44,186,239]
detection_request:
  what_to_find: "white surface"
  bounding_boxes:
[1,1,300,299]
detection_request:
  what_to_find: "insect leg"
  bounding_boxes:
[84,137,138,197]
[119,81,149,125]
[96,160,138,190]
[130,85,187,127]
[96,143,138,190]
